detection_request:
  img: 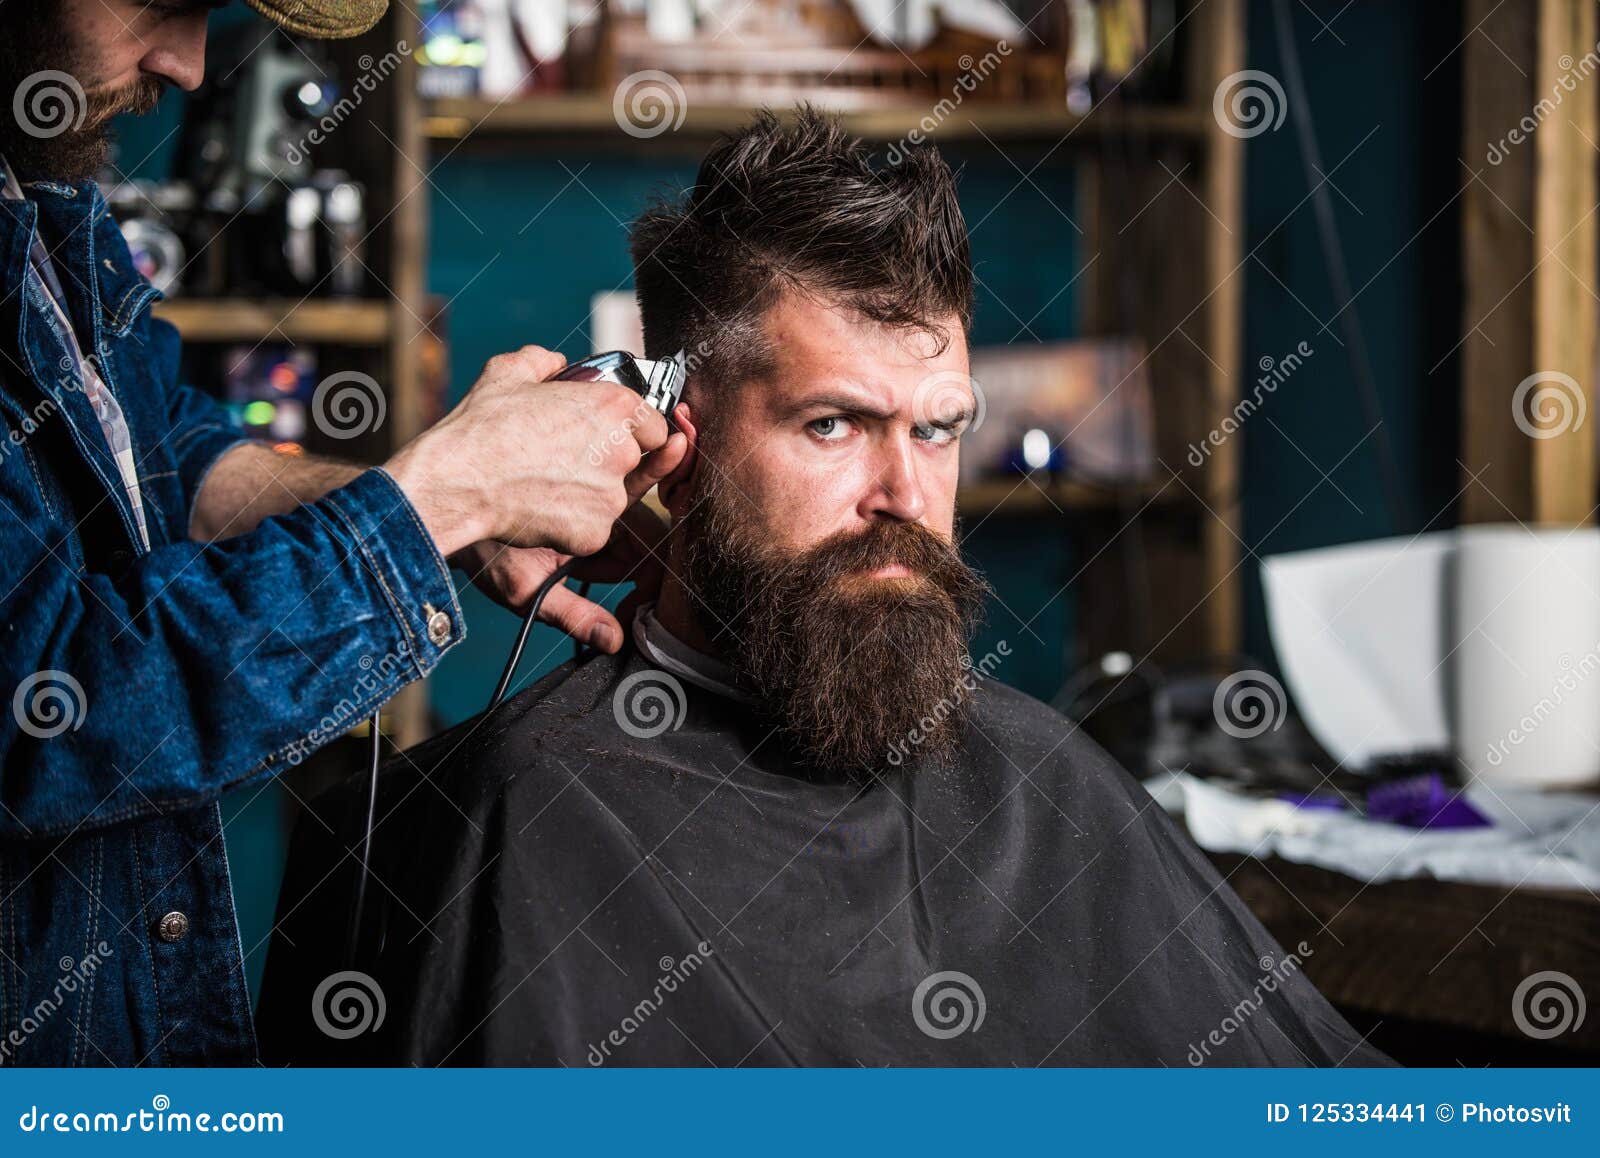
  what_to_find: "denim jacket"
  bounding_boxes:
[0,178,464,1065]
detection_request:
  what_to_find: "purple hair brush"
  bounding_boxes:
[1365,772,1492,830]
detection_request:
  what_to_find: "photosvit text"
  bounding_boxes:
[1265,1102,1573,1125]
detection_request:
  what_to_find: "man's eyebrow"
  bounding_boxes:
[778,389,975,427]
[779,390,897,422]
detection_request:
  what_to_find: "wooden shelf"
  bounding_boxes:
[421,95,1211,145]
[154,299,392,345]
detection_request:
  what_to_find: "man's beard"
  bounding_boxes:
[0,6,165,181]
[679,467,991,780]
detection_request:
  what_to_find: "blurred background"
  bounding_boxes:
[105,0,1598,1064]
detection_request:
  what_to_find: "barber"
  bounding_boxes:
[0,0,684,1064]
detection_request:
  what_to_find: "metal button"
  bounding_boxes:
[426,607,452,647]
[157,911,189,942]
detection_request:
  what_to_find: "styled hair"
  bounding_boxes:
[629,107,972,399]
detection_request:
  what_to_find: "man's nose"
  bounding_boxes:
[861,434,926,524]
[140,16,208,92]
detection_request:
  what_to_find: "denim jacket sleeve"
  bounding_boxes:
[0,463,465,842]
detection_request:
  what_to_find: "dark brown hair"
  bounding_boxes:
[629,107,972,396]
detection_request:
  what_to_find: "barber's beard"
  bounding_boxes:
[0,8,165,182]
[679,469,990,780]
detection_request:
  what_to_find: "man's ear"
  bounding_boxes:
[658,402,699,516]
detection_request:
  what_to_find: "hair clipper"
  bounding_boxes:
[556,349,686,429]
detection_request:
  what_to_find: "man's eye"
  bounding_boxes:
[913,422,963,445]
[807,416,853,441]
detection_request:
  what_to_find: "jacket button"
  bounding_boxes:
[425,607,452,647]
[157,911,189,942]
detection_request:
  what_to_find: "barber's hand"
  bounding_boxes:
[385,345,686,559]
[445,406,687,652]
[450,502,670,654]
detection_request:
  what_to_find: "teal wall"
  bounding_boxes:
[1238,0,1461,662]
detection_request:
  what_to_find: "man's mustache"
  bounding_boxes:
[781,520,965,587]
[84,75,166,127]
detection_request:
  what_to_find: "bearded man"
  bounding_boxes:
[257,110,1391,1068]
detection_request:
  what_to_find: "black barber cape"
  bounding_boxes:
[258,648,1392,1067]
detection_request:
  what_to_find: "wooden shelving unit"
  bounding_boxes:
[154,298,392,345]
[421,93,1213,146]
